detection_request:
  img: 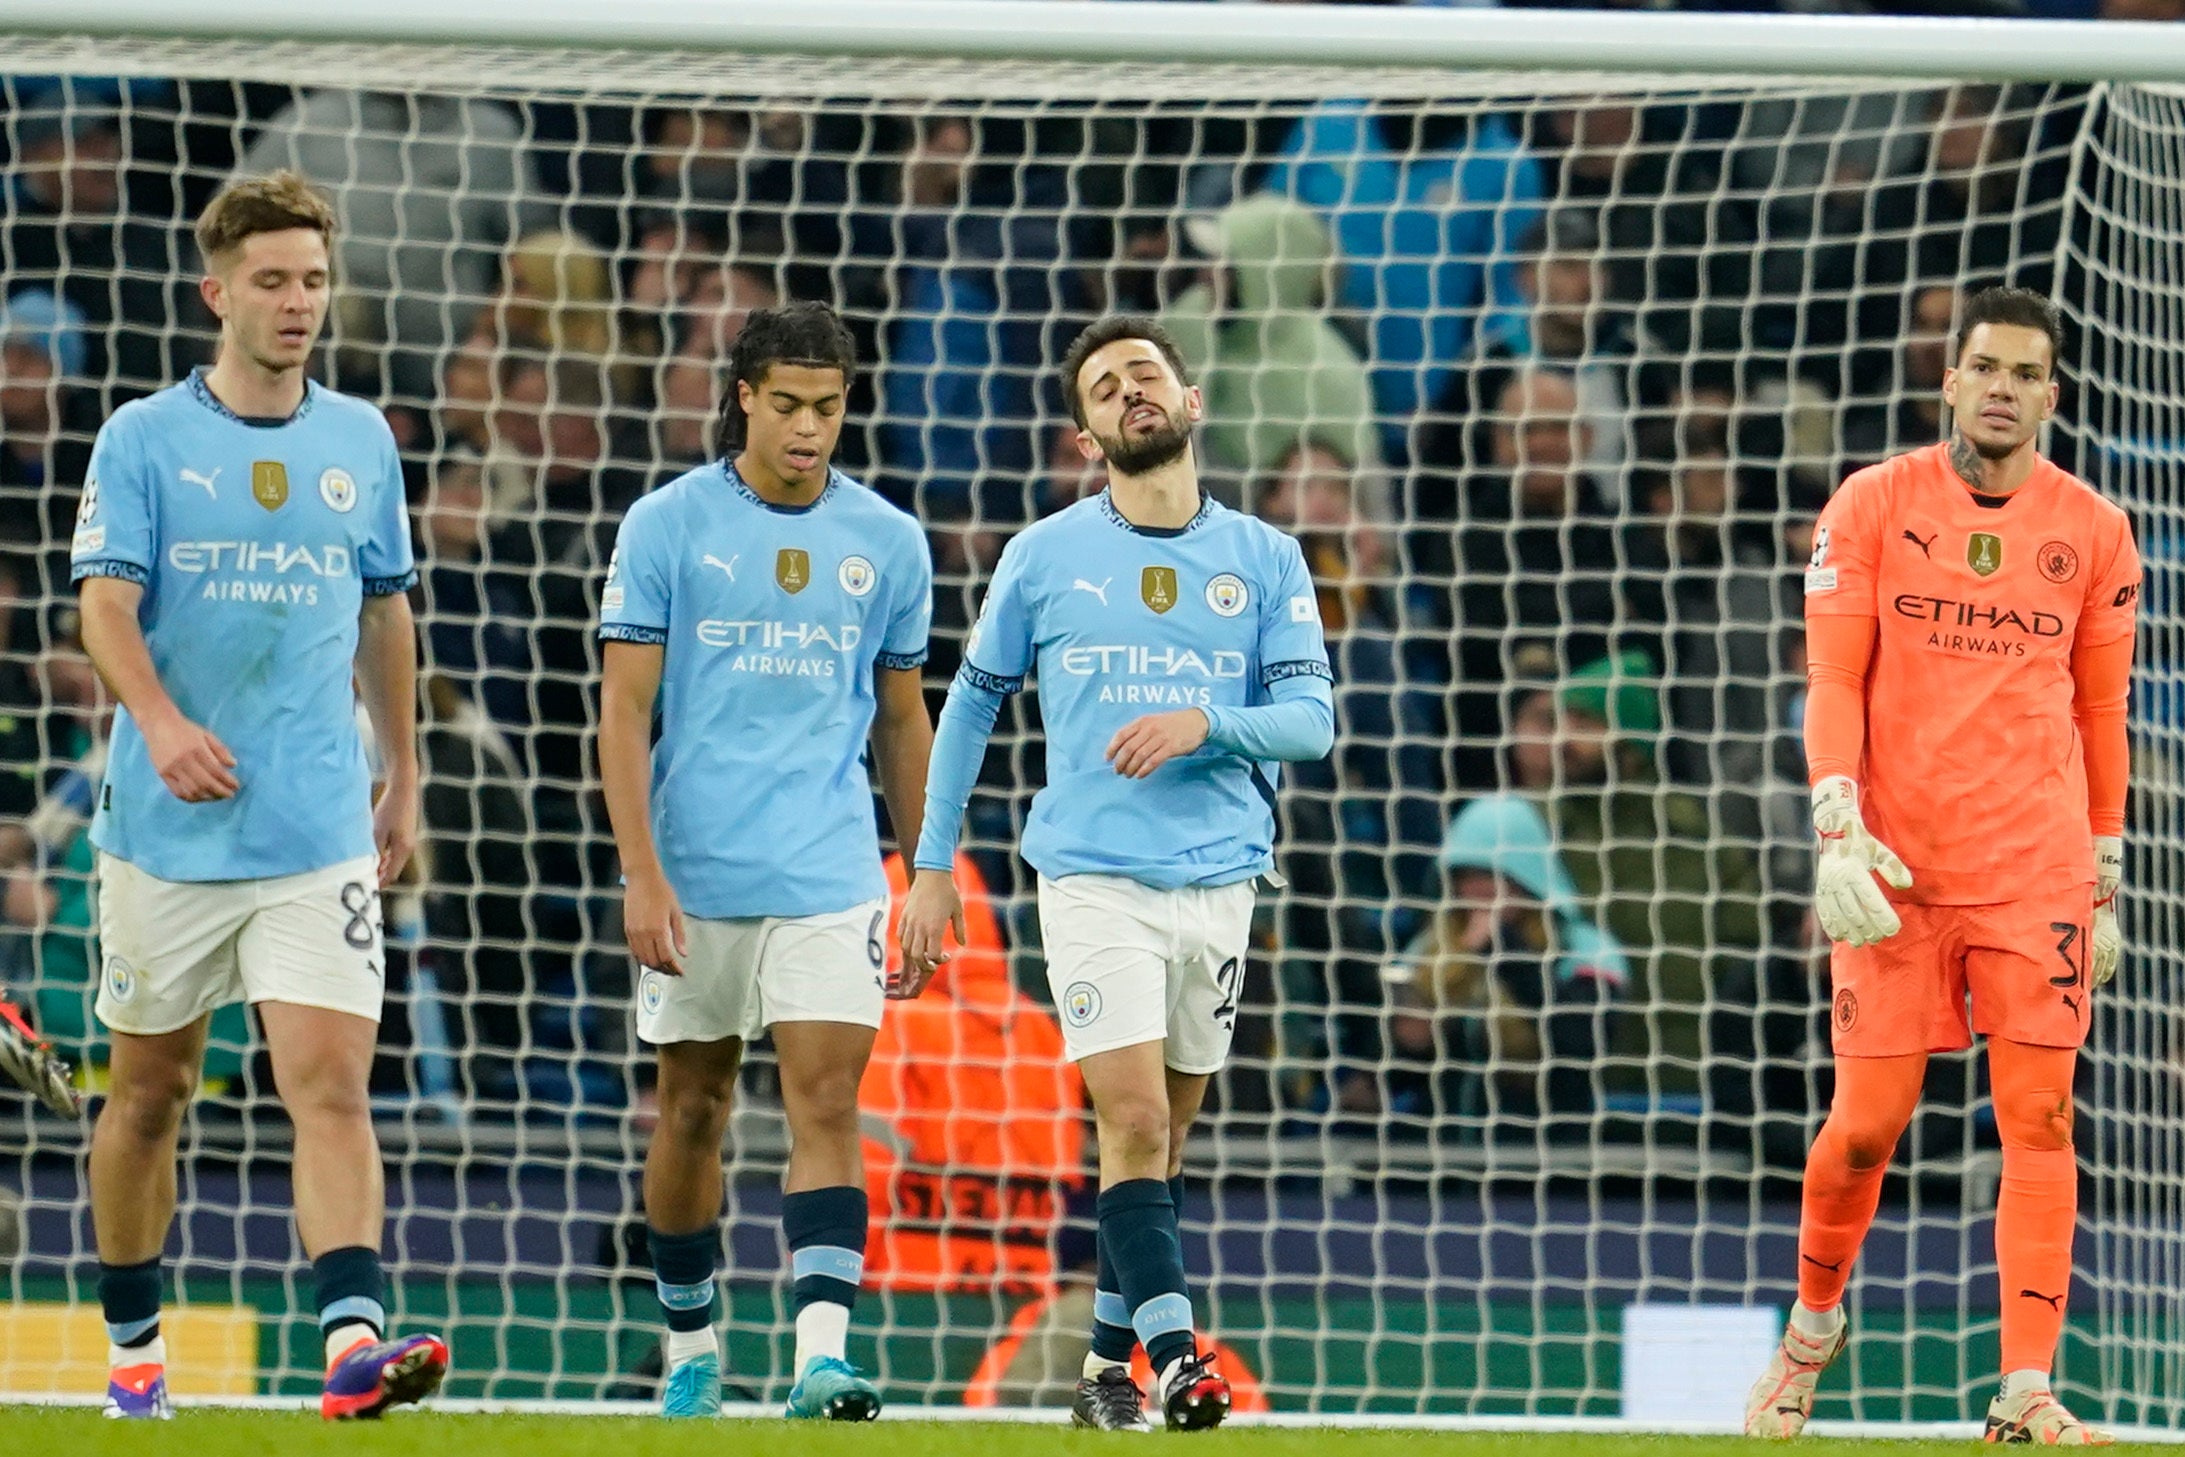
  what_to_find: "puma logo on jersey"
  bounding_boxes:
[1073,577,1112,606]
[702,553,739,582]
[180,467,221,499]
[1902,529,1936,557]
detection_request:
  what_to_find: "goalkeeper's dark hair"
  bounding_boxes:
[714,300,858,457]
[1956,286,2065,373]
[1060,314,1193,431]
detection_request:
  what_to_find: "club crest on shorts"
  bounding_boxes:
[105,956,136,1004]
[838,555,876,597]
[1833,987,1857,1033]
[318,467,358,514]
[1967,532,2003,578]
[776,547,811,594]
[252,460,290,511]
[1141,566,1178,614]
[1206,573,1248,617]
[1062,981,1103,1027]
[2038,540,2079,584]
[640,970,665,1017]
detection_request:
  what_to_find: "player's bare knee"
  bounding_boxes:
[656,1079,735,1149]
[103,1064,196,1142]
[279,1074,372,1132]
[781,1063,863,1135]
[1097,1099,1170,1173]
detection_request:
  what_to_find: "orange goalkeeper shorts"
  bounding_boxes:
[1827,884,2097,1057]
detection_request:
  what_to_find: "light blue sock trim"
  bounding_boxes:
[1093,1290,1131,1328]
[106,1314,160,1347]
[656,1278,717,1312]
[320,1295,386,1332]
[790,1245,865,1286]
[1131,1292,1193,1347]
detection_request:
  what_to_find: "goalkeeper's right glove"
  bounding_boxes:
[0,994,82,1117]
[2091,835,2122,988]
[1811,775,1913,947]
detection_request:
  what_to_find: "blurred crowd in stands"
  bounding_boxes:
[0,62,2154,1181]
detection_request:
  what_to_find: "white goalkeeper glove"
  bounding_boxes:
[1811,775,1913,947]
[2092,835,2122,988]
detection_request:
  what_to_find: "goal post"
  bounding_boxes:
[0,1,2179,1430]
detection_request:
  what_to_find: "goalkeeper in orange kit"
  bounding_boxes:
[1745,287,2137,1447]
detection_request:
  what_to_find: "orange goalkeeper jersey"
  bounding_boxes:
[1803,442,2139,904]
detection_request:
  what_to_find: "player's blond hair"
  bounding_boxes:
[194,170,337,267]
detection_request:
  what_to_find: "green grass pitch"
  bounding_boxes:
[4,1410,2161,1456]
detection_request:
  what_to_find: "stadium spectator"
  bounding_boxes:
[411,671,551,1103]
[1163,192,1383,489]
[1369,792,1627,1132]
[1531,99,1747,367]
[1839,282,1958,472]
[479,357,641,790]
[412,450,533,740]
[1427,367,1621,791]
[877,115,1066,518]
[1549,651,1768,1099]
[1260,99,1545,452]
[0,291,98,580]
[620,105,856,303]
[240,89,552,401]
[461,229,636,411]
[1248,440,1444,1097]
[861,850,1082,1295]
[1858,85,2068,307]
[1617,448,1780,802]
[649,350,719,479]
[682,261,780,363]
[1425,206,1641,496]
[0,79,191,403]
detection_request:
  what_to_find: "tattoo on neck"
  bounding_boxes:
[1948,433,1988,492]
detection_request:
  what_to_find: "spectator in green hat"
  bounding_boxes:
[1547,650,1767,1101]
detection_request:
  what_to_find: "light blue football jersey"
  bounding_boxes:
[961,492,1331,889]
[69,369,417,882]
[598,463,933,919]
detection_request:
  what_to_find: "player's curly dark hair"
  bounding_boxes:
[1059,314,1193,431]
[714,300,858,457]
[1956,286,2065,372]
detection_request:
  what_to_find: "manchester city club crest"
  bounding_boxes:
[776,547,811,594]
[838,555,876,597]
[104,956,135,1004]
[640,971,665,1017]
[318,466,358,513]
[252,460,290,511]
[1062,981,1104,1028]
[1967,532,2003,577]
[1141,565,1178,614]
[1206,572,1248,617]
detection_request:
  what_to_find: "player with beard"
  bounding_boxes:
[900,316,1333,1431]
[1745,286,2138,1445]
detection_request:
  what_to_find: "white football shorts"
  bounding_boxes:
[94,851,387,1036]
[1036,872,1255,1076]
[635,898,889,1046]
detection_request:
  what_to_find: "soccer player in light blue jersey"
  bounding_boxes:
[67,172,447,1421]
[597,303,937,1422]
[900,316,1334,1432]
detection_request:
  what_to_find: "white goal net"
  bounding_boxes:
[0,8,2179,1427]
